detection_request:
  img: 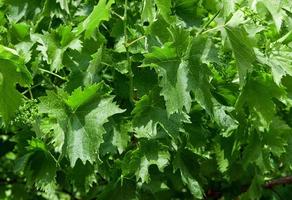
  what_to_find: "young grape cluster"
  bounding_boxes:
[10,99,39,129]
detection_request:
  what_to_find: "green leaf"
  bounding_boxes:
[38,89,68,120]
[256,45,292,85]
[0,45,32,124]
[84,46,104,86]
[112,120,132,154]
[77,0,115,39]
[173,0,198,26]
[132,91,189,139]
[122,140,170,183]
[39,83,125,167]
[15,139,57,190]
[240,174,264,200]
[256,0,284,32]
[241,133,265,170]
[264,117,290,157]
[188,36,213,113]
[213,101,238,137]
[225,26,256,84]
[222,0,237,17]
[11,22,30,41]
[70,160,96,193]
[32,26,82,72]
[65,83,109,111]
[155,0,171,20]
[66,97,124,166]
[214,143,229,172]
[56,0,69,13]
[144,42,191,115]
[173,149,203,199]
[236,75,284,127]
[142,0,155,24]
[2,0,292,199]
[141,0,172,24]
[40,119,64,153]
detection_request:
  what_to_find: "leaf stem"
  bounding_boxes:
[126,36,146,47]
[112,11,124,20]
[48,151,61,168]
[22,82,43,95]
[123,0,135,104]
[101,61,112,67]
[197,9,221,36]
[39,68,67,81]
[201,24,226,35]
[28,88,34,99]
[201,18,250,35]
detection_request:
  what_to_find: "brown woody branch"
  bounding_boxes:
[264,176,292,188]
[205,176,292,199]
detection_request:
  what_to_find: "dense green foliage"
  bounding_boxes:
[2,0,292,199]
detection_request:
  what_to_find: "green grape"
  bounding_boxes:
[10,99,39,129]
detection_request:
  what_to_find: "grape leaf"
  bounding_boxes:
[144,43,191,115]
[0,45,32,124]
[2,0,292,199]
[256,45,292,85]
[122,140,170,183]
[155,0,171,20]
[132,90,189,139]
[77,0,115,39]
[33,26,82,72]
[15,139,57,192]
[56,0,69,13]
[225,26,256,84]
[112,120,132,154]
[142,0,155,24]
[255,0,284,32]
[173,149,203,199]
[188,36,213,113]
[236,75,284,127]
[39,83,125,167]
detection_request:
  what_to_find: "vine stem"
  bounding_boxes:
[126,36,146,47]
[22,82,42,95]
[48,151,61,168]
[123,0,134,104]
[200,24,226,35]
[201,18,250,35]
[28,88,34,99]
[112,10,124,20]
[196,9,221,36]
[39,68,67,81]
